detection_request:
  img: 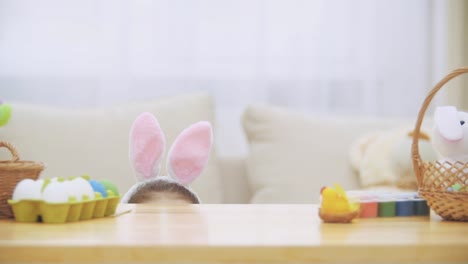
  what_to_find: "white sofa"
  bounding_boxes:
[1,93,427,203]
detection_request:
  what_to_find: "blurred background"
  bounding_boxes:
[1,0,467,157]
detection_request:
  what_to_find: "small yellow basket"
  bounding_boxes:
[0,141,44,219]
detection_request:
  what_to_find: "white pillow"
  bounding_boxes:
[242,104,411,203]
[0,93,223,203]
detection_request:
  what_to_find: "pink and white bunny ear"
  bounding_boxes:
[166,121,213,186]
[129,112,166,182]
[435,106,463,142]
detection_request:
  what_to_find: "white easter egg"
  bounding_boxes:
[65,180,84,202]
[42,181,70,203]
[61,181,76,201]
[12,179,42,200]
[71,177,95,200]
[36,179,45,192]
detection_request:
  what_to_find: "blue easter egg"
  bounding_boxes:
[89,180,107,198]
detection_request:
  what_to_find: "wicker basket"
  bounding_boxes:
[412,67,468,221]
[0,141,44,219]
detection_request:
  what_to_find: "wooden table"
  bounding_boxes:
[0,204,467,263]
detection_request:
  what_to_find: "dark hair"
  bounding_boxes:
[127,179,200,204]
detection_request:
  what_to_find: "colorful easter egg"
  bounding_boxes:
[70,177,95,200]
[99,179,119,196]
[89,180,107,198]
[451,183,463,192]
[62,180,84,202]
[42,180,71,203]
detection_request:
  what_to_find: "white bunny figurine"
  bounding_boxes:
[121,112,213,204]
[432,106,468,163]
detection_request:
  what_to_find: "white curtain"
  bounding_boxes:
[444,0,468,109]
[0,0,443,156]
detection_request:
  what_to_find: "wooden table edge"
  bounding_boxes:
[1,244,467,263]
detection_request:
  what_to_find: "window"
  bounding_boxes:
[0,0,446,156]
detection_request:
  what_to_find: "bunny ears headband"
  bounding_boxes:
[126,112,213,193]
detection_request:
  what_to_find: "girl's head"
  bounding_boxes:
[124,177,200,204]
[121,112,213,205]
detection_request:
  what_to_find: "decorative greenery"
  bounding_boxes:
[0,100,12,127]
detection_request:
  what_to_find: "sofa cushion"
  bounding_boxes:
[242,104,413,203]
[0,93,223,203]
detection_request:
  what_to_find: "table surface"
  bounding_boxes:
[0,204,467,264]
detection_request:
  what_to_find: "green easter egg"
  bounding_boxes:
[452,183,463,192]
[99,179,119,195]
[0,104,12,126]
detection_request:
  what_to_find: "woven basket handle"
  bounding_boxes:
[0,141,20,162]
[412,66,468,186]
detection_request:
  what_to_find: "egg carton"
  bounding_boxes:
[8,191,120,223]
